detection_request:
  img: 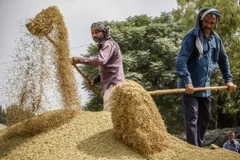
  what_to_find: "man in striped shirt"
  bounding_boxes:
[72,22,125,111]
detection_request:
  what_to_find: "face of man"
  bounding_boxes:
[91,29,105,43]
[201,14,217,37]
[228,133,235,143]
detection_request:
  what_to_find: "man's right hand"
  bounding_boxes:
[185,83,194,94]
[71,57,79,65]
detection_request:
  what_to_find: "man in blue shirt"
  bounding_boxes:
[176,8,236,147]
[223,131,240,153]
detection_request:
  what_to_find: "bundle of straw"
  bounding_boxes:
[110,80,169,156]
[26,6,80,109]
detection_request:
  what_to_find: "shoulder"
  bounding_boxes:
[186,28,195,35]
[234,139,240,145]
[183,28,195,39]
[223,141,229,146]
[99,39,113,50]
[102,39,114,47]
[180,28,196,47]
[104,39,120,50]
[212,31,222,42]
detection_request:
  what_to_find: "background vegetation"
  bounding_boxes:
[81,0,240,134]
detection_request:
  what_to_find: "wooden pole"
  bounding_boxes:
[148,86,237,96]
[72,64,103,97]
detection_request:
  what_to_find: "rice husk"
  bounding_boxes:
[0,110,240,160]
[110,80,169,156]
[26,6,80,109]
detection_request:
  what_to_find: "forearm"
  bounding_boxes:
[218,52,232,83]
[78,56,104,66]
[176,54,192,84]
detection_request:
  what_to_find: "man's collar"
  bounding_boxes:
[228,139,238,145]
[99,38,107,45]
[203,31,215,39]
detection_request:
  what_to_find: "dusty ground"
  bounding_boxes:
[0,110,239,160]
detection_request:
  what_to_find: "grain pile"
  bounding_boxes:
[0,111,145,160]
[0,110,240,160]
[110,80,169,156]
[1,5,240,160]
[26,6,80,109]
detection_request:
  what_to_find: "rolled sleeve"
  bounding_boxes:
[182,76,192,84]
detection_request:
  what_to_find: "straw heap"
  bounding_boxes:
[110,80,169,156]
[26,6,80,109]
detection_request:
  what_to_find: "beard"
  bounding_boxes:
[93,37,100,43]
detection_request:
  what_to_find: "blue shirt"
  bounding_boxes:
[176,29,232,97]
[223,140,240,152]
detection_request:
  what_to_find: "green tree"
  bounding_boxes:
[80,45,103,111]
[172,0,240,128]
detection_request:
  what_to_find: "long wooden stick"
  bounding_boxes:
[45,35,56,47]
[148,86,237,96]
[72,64,103,97]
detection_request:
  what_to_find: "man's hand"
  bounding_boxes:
[71,57,79,65]
[70,58,73,65]
[185,83,194,94]
[89,80,94,87]
[226,82,236,91]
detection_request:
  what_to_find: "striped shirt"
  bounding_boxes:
[78,38,125,92]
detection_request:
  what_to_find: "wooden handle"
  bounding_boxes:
[72,64,103,97]
[45,35,56,46]
[148,86,236,96]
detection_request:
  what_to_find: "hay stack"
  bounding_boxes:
[26,6,80,109]
[110,80,169,156]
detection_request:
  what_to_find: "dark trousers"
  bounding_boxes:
[182,94,211,147]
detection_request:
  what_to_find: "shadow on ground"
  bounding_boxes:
[77,129,145,159]
[0,136,29,158]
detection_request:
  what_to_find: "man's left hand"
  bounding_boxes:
[226,82,236,91]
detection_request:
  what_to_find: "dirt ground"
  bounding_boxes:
[0,110,239,160]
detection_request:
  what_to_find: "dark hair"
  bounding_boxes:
[228,131,235,136]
